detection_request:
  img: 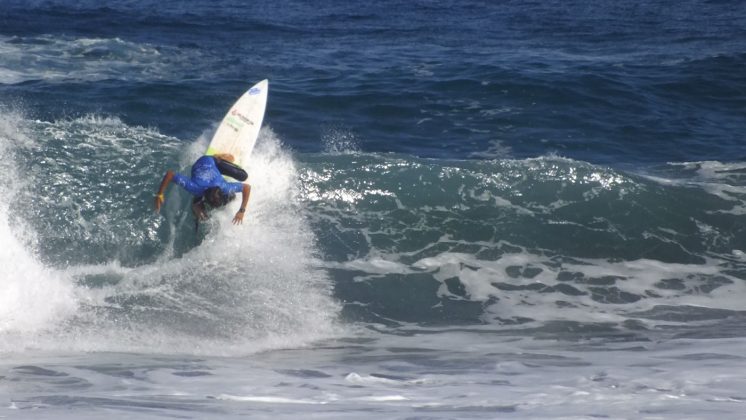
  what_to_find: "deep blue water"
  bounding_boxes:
[2,0,745,163]
[2,1,746,417]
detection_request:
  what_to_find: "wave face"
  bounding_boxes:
[300,152,746,336]
[1,109,745,352]
[0,113,340,355]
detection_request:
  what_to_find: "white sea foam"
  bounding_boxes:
[0,113,79,336]
[421,249,746,324]
[328,237,746,329]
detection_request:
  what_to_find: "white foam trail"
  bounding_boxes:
[71,127,340,355]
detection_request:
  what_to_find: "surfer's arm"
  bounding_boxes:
[154,170,175,212]
[232,183,251,225]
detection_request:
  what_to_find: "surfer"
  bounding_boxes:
[154,154,251,225]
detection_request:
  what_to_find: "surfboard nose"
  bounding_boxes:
[207,79,268,167]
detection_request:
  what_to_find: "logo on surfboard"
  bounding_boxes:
[230,109,254,126]
[248,87,261,96]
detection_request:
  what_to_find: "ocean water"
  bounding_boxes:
[1,0,746,418]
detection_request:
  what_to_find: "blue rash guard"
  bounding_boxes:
[173,156,244,198]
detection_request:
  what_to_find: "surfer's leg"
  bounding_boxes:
[213,153,236,162]
[215,158,248,181]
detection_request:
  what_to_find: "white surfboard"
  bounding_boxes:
[206,79,268,168]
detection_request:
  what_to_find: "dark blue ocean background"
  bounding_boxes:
[2,1,746,418]
[3,0,745,163]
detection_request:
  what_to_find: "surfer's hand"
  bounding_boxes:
[232,210,245,225]
[192,201,208,221]
[154,193,165,212]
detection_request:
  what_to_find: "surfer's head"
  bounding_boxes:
[204,187,234,208]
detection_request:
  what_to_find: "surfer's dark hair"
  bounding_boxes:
[204,187,234,208]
